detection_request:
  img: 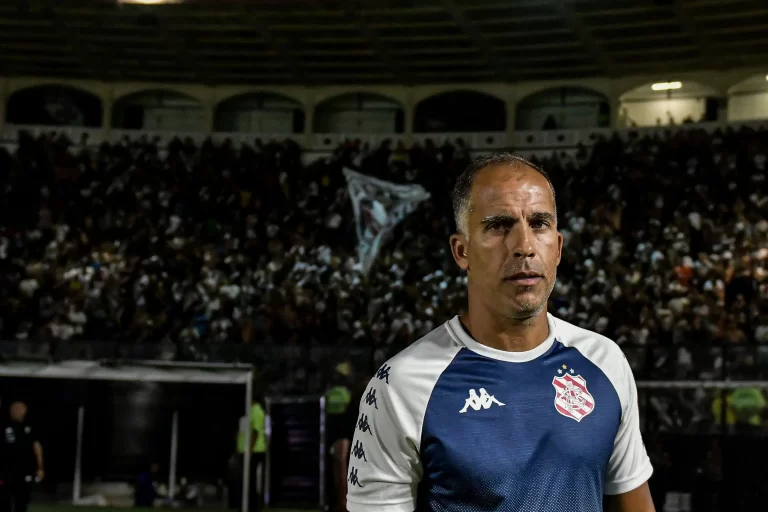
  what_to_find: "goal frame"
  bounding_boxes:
[0,359,256,512]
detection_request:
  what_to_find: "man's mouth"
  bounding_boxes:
[504,272,544,286]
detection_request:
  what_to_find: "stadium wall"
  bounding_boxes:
[2,67,767,142]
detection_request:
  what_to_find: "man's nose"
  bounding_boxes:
[509,224,535,258]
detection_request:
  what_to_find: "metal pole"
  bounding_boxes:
[169,410,179,503]
[319,396,326,508]
[72,406,85,504]
[242,371,253,512]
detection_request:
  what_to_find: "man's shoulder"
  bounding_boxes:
[553,314,627,367]
[5,421,31,432]
[387,320,462,371]
[552,314,634,405]
[250,404,266,423]
[362,321,464,444]
[374,320,463,397]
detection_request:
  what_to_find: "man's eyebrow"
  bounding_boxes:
[529,211,556,223]
[480,213,518,225]
[479,212,556,225]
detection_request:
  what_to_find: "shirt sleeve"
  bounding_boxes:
[346,376,422,512]
[604,355,653,495]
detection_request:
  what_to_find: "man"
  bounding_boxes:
[329,372,368,512]
[347,154,654,512]
[325,361,354,512]
[233,395,266,511]
[134,461,160,508]
[0,401,44,512]
[325,362,353,418]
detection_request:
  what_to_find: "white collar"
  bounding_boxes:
[447,313,557,363]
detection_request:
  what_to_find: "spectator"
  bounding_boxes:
[0,126,765,399]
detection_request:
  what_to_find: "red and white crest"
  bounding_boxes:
[552,373,595,422]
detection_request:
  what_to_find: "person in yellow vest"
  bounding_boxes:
[234,393,266,511]
[325,361,354,512]
[712,387,766,432]
[325,361,353,416]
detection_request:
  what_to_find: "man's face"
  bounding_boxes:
[450,164,563,320]
[10,402,27,422]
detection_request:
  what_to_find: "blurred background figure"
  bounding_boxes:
[330,369,369,512]
[134,461,159,508]
[324,362,353,512]
[711,387,766,433]
[0,401,43,512]
[232,392,266,512]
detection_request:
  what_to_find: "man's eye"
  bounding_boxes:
[531,221,549,229]
[486,222,511,234]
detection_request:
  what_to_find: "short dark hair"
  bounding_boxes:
[452,153,556,234]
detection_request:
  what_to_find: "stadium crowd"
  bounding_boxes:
[0,126,766,397]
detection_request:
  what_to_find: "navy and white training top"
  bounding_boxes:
[347,313,653,512]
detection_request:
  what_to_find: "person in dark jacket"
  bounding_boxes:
[0,401,44,512]
[134,462,160,508]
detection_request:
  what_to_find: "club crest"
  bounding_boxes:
[552,372,595,422]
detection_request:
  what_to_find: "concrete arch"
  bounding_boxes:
[112,84,211,108]
[6,79,107,103]
[727,73,768,122]
[620,80,720,101]
[614,69,729,102]
[313,92,404,134]
[6,84,103,127]
[414,89,506,132]
[411,85,507,109]
[516,79,613,106]
[728,73,768,95]
[516,86,609,130]
[214,87,306,108]
[112,89,205,131]
[619,80,721,127]
[311,87,407,110]
[214,92,304,133]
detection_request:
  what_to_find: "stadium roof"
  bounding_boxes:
[1,0,767,85]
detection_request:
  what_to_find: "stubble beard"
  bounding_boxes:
[505,271,557,323]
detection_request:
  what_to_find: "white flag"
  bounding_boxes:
[344,168,431,273]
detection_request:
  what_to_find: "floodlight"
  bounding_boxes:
[651,82,683,91]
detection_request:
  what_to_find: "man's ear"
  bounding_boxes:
[450,233,469,272]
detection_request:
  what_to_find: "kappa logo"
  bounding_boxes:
[351,440,367,461]
[375,364,391,385]
[364,387,379,409]
[357,413,373,435]
[459,388,505,413]
[348,467,363,488]
[552,366,596,422]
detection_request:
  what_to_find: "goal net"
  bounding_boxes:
[0,359,256,511]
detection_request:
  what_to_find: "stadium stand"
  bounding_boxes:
[1,1,768,510]
[0,125,766,392]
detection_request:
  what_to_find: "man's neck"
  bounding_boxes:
[462,303,550,353]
